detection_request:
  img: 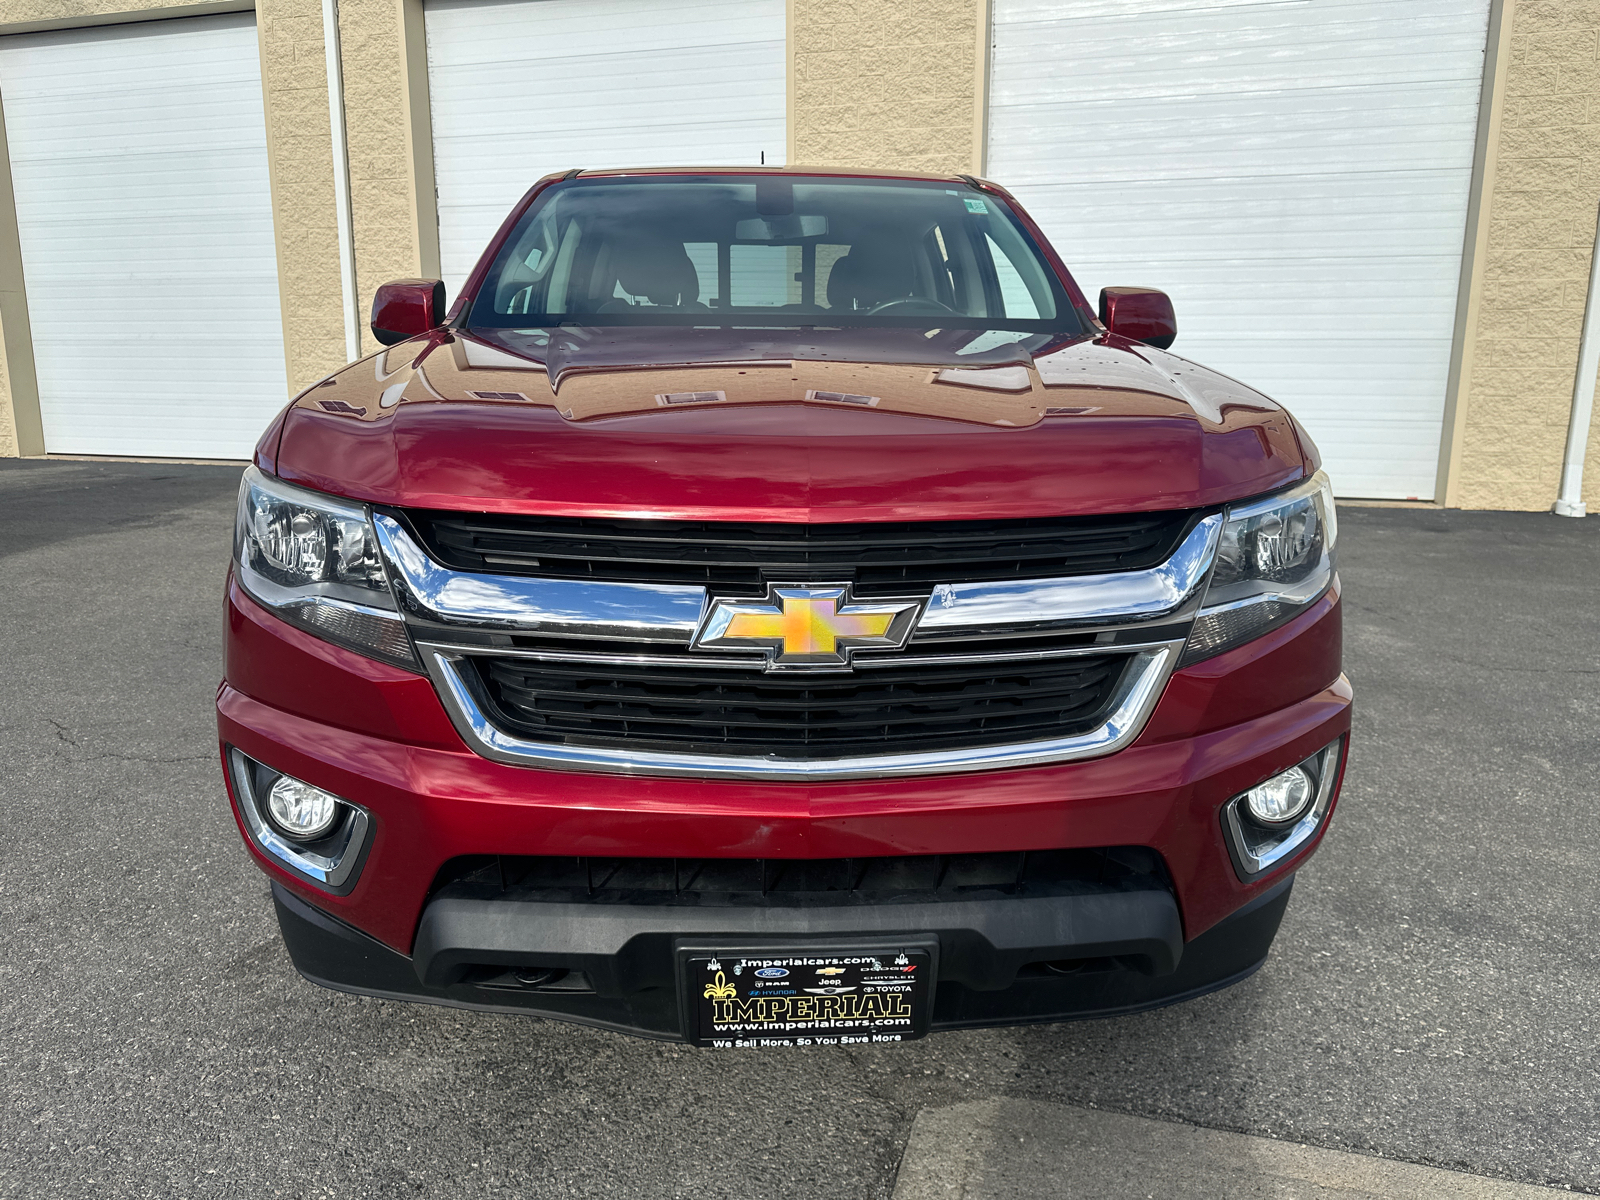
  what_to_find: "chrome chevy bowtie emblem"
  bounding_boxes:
[694,585,923,669]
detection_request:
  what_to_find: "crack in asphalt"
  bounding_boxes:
[44,719,78,747]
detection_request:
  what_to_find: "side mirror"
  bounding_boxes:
[371,278,446,346]
[1099,287,1176,350]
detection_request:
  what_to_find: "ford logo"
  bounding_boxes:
[754,967,789,979]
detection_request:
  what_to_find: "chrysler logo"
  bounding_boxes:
[694,585,922,669]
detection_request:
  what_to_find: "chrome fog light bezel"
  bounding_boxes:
[1221,739,1344,882]
[227,748,372,894]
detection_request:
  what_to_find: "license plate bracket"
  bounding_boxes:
[677,938,936,1049]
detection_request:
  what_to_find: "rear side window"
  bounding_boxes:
[469,175,1078,332]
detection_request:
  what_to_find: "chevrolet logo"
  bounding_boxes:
[694,585,923,669]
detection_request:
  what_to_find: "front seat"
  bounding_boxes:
[826,245,918,312]
[600,239,705,310]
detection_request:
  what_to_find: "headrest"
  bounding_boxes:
[615,240,701,307]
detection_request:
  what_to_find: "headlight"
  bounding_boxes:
[1181,470,1337,664]
[234,466,417,668]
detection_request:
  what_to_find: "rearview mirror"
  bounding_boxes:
[1099,287,1176,350]
[735,214,828,240]
[371,278,446,346]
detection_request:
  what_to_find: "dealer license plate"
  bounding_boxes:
[685,947,933,1049]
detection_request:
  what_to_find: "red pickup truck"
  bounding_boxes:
[220,167,1348,1048]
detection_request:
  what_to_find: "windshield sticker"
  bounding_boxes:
[964,197,989,214]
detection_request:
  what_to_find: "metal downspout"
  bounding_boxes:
[323,0,362,364]
[1554,199,1600,517]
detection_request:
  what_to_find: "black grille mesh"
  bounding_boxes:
[401,508,1199,596]
[473,652,1128,758]
[433,846,1170,908]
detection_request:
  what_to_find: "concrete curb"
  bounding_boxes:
[893,1100,1575,1199]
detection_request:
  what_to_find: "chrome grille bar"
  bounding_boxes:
[376,512,1219,643]
[915,515,1220,635]
[374,513,705,642]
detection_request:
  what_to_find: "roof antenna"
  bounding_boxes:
[761,151,765,165]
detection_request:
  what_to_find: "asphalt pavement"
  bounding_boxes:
[1,457,1596,1198]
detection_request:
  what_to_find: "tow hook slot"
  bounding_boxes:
[466,965,595,994]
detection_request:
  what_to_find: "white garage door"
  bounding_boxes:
[0,14,288,460]
[989,0,1492,499]
[425,0,787,296]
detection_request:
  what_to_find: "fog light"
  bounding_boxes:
[1220,739,1344,882]
[1242,766,1314,826]
[265,775,341,841]
[227,749,371,892]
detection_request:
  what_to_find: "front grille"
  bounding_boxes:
[472,652,1128,758]
[431,847,1170,908]
[399,508,1200,596]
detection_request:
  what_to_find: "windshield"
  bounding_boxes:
[465,175,1079,333]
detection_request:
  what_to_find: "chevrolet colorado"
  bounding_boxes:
[220,167,1349,1047]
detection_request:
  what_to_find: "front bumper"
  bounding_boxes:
[272,874,1295,1039]
[220,575,1348,1040]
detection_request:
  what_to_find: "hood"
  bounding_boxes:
[272,326,1310,521]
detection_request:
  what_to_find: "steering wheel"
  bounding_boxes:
[866,296,957,316]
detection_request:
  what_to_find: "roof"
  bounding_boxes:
[569,164,981,185]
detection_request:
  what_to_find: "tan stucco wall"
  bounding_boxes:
[0,327,32,456]
[0,70,38,458]
[0,347,24,456]
[790,0,988,175]
[0,0,239,30]
[338,0,435,357]
[257,0,348,393]
[1452,0,1600,510]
